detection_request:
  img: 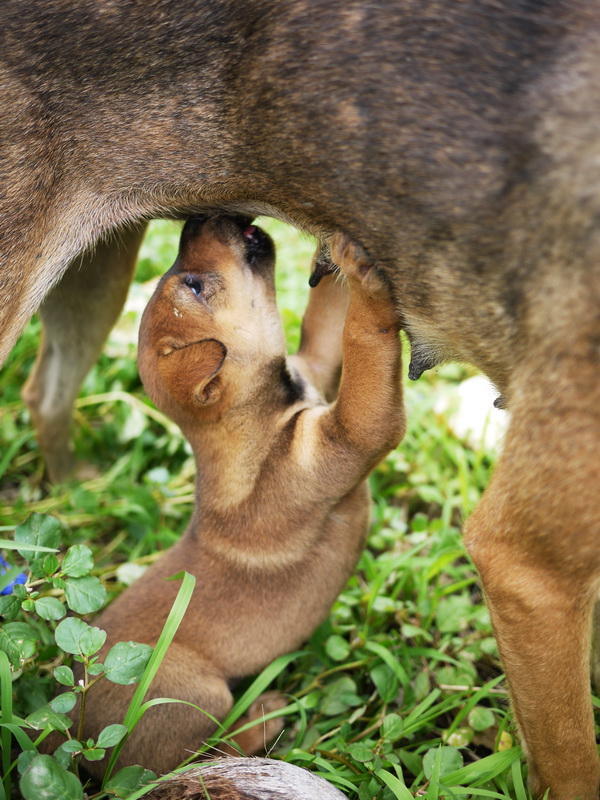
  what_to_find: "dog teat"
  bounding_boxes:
[308,248,337,287]
[407,336,441,381]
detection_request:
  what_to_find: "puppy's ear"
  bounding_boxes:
[147,338,227,413]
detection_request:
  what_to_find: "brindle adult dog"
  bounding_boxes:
[1,2,600,797]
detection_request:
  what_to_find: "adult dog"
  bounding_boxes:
[1,2,599,797]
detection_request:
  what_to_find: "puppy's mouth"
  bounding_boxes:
[235,219,273,269]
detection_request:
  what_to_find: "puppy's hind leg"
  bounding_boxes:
[22,223,146,482]
[288,246,349,401]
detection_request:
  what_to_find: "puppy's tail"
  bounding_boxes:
[145,757,347,799]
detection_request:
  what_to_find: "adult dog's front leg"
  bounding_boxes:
[465,371,600,800]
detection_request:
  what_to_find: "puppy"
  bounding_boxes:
[79,215,404,775]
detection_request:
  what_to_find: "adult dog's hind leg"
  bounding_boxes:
[465,365,600,800]
[22,223,147,482]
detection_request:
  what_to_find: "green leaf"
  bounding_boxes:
[82,747,106,762]
[14,514,62,562]
[54,666,75,687]
[468,706,496,731]
[346,743,375,763]
[12,583,28,600]
[97,723,127,748]
[61,545,94,579]
[320,676,363,716]
[64,576,106,614]
[376,768,414,800]
[20,754,83,800]
[0,595,21,620]
[59,740,83,754]
[17,750,37,776]
[0,621,38,668]
[34,597,66,621]
[43,554,60,575]
[435,595,473,634]
[423,746,463,779]
[104,642,153,685]
[370,664,399,703]
[55,618,106,657]
[381,713,404,742]
[324,634,350,662]
[25,704,73,732]
[50,692,77,714]
[88,662,105,676]
[104,765,158,798]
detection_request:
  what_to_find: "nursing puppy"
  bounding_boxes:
[80,215,403,775]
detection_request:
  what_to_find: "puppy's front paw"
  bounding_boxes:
[330,232,389,300]
[330,232,372,280]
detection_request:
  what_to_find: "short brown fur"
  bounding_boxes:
[2,2,600,796]
[78,216,403,775]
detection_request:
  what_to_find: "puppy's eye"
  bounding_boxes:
[184,276,203,297]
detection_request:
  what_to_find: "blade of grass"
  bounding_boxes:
[219,650,306,732]
[0,651,13,798]
[511,754,529,800]
[0,540,59,553]
[0,431,32,482]
[376,768,414,799]
[441,747,522,786]
[102,570,196,785]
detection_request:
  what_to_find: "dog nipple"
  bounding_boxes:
[408,338,441,381]
[308,248,337,288]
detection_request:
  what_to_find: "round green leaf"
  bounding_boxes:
[0,621,38,668]
[55,617,106,657]
[14,514,62,561]
[97,723,128,748]
[64,576,106,614]
[34,597,66,621]
[61,545,94,578]
[43,554,60,575]
[88,661,105,676]
[104,765,158,798]
[59,740,83,754]
[346,743,375,763]
[324,634,350,662]
[0,595,22,620]
[54,666,75,686]
[423,746,464,779]
[381,712,404,742]
[104,641,153,685]
[320,675,362,716]
[82,747,106,762]
[50,692,77,714]
[370,664,399,703]
[25,704,73,732]
[17,750,37,776]
[468,705,496,731]
[20,754,83,800]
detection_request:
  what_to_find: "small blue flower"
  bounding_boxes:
[0,554,27,596]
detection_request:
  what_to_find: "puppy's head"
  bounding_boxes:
[138,215,283,425]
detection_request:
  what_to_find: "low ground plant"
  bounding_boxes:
[1,219,584,798]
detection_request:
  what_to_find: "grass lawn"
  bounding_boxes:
[0,218,572,798]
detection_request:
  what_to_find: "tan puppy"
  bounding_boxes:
[80,215,404,775]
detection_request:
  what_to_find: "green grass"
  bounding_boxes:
[0,218,553,797]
